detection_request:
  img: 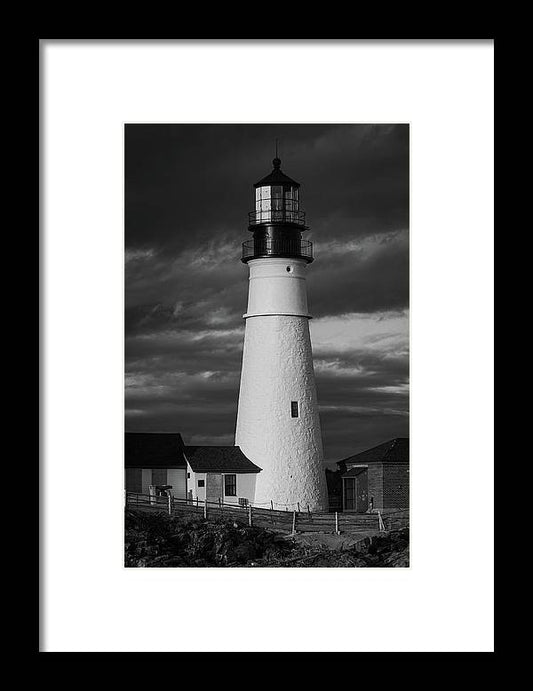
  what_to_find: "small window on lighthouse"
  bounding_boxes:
[291,401,299,418]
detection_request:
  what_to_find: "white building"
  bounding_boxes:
[124,432,261,506]
[185,445,261,506]
[125,432,187,498]
[235,157,328,511]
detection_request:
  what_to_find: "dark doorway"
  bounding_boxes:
[343,468,369,513]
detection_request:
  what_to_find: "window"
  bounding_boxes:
[224,474,237,496]
[197,479,205,488]
[187,473,190,479]
[291,401,299,418]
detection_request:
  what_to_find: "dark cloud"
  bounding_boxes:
[125,124,409,461]
[125,123,408,252]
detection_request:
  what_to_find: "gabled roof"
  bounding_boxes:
[185,446,262,474]
[338,438,409,469]
[125,432,187,469]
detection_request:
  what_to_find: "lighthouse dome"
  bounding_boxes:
[253,157,301,189]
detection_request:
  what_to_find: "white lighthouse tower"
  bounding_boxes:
[235,156,328,511]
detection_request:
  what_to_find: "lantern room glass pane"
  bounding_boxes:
[256,186,272,222]
[253,185,301,225]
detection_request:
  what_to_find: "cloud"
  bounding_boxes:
[308,229,409,316]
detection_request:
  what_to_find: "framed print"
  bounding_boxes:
[41,39,494,652]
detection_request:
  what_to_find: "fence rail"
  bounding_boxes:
[125,493,409,535]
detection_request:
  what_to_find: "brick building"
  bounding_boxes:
[337,438,409,512]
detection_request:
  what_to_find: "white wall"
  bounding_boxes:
[125,468,187,498]
[221,473,257,505]
[235,313,328,511]
[186,463,206,502]
[245,258,310,318]
[236,257,328,511]
[185,463,257,505]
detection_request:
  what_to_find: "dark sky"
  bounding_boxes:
[125,124,409,463]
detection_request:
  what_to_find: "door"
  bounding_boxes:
[356,470,369,513]
[343,469,369,513]
[206,473,223,503]
[344,478,356,511]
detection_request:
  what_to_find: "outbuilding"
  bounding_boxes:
[185,446,262,506]
[125,432,188,498]
[125,432,262,506]
[337,438,409,513]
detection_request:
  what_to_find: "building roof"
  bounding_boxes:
[342,466,369,478]
[185,446,262,474]
[254,157,301,189]
[125,432,187,468]
[338,438,409,470]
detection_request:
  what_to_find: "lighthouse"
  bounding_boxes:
[235,156,328,511]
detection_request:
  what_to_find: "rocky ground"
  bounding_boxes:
[125,509,409,568]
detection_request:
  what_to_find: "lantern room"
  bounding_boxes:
[243,157,313,264]
[249,157,306,228]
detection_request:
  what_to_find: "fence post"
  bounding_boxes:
[270,500,274,524]
[196,497,199,509]
[204,498,208,520]
[335,511,340,535]
[377,510,385,531]
[297,502,300,513]
[168,494,172,516]
[292,511,297,534]
[307,505,312,522]
[248,505,253,527]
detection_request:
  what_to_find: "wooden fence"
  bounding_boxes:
[125,492,409,534]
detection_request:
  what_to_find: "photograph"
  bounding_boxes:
[124,123,410,567]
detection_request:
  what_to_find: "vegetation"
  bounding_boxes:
[125,509,409,567]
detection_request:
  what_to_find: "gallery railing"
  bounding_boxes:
[248,209,306,226]
[242,238,313,262]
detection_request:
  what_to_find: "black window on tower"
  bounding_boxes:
[291,401,299,418]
